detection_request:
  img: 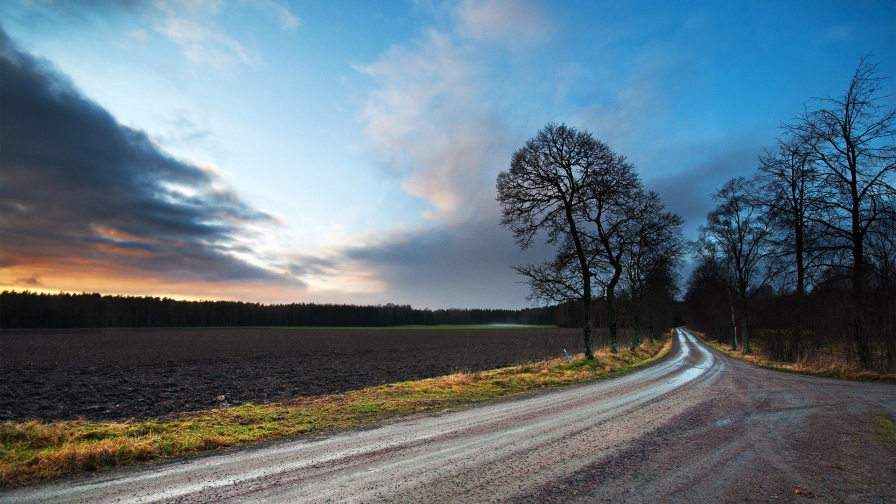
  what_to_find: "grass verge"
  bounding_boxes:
[0,334,671,487]
[689,329,896,383]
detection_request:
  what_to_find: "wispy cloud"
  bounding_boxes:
[355,29,510,225]
[156,18,262,68]
[453,0,553,46]
[249,0,300,31]
[152,0,295,68]
[825,24,854,41]
[15,0,290,70]
[157,110,214,148]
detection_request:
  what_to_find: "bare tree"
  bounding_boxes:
[786,57,896,368]
[755,136,825,360]
[578,151,643,353]
[622,190,685,350]
[497,123,608,358]
[866,200,896,370]
[693,177,776,353]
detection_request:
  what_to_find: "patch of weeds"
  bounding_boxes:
[871,412,896,450]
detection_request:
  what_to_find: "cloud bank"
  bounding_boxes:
[0,28,301,296]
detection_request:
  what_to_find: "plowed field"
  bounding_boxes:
[0,326,592,421]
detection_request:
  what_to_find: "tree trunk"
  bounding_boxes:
[607,287,618,353]
[565,202,593,360]
[631,306,642,351]
[606,262,623,353]
[852,239,871,369]
[741,314,751,354]
[583,278,593,359]
[729,300,738,351]
[848,155,871,369]
[789,220,805,362]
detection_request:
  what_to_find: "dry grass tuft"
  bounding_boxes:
[0,334,671,487]
[690,330,896,383]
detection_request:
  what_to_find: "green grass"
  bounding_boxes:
[0,334,670,486]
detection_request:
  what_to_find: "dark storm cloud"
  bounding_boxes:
[33,0,155,15]
[3,0,156,29]
[646,145,765,236]
[343,220,554,309]
[285,255,338,278]
[0,28,298,286]
[643,144,766,283]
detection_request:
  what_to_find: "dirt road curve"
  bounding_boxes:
[4,329,894,503]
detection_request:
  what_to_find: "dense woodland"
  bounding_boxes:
[0,291,555,329]
[681,58,895,372]
[0,290,678,335]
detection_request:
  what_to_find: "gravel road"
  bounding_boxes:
[3,329,894,503]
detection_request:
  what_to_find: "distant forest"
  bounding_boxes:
[0,291,557,329]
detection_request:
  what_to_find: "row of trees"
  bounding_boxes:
[497,123,685,357]
[684,58,895,371]
[0,291,555,329]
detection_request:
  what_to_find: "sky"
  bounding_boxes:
[1,0,894,309]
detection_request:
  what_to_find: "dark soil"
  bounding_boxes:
[0,327,588,422]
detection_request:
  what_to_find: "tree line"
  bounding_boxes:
[683,57,895,372]
[0,291,555,329]
[497,123,685,357]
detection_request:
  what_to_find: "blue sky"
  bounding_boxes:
[1,0,894,308]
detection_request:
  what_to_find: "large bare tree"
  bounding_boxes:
[756,136,824,360]
[578,151,643,353]
[785,57,896,368]
[497,123,608,358]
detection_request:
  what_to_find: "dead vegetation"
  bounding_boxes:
[691,329,896,383]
